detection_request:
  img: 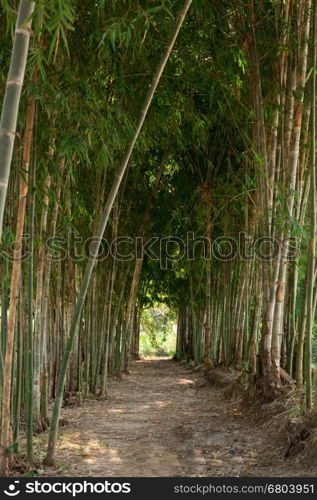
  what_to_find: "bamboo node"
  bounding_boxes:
[0,130,16,138]
[15,28,31,36]
[7,79,23,87]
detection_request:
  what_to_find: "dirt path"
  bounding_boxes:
[42,359,312,477]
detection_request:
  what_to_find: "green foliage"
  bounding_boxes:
[140,305,176,357]
[42,0,75,61]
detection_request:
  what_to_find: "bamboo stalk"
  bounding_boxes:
[0,87,35,475]
[305,0,317,410]
[0,1,35,241]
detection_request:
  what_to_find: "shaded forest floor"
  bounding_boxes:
[37,359,314,477]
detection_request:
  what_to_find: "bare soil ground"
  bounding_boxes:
[40,358,315,477]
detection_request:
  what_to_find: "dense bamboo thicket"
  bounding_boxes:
[1,0,317,475]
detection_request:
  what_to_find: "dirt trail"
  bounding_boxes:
[43,359,312,477]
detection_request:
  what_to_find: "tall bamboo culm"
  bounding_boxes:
[0,1,35,240]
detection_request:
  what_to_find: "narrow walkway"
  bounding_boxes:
[43,359,306,476]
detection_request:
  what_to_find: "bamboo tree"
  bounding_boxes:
[203,182,212,368]
[271,0,311,389]
[33,173,51,432]
[26,130,36,465]
[120,259,143,374]
[305,0,317,410]
[0,1,35,241]
[0,88,36,475]
[99,204,118,396]
[41,160,65,422]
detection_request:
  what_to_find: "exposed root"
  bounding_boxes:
[63,391,83,408]
[97,393,110,401]
[43,456,55,467]
[204,367,238,388]
[33,418,49,434]
[193,363,204,371]
[204,366,248,401]
[224,380,244,399]
[59,418,69,427]
[303,429,317,464]
[283,413,317,465]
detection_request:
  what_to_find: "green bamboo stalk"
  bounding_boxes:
[305,0,317,411]
[13,291,23,447]
[26,146,36,464]
[0,1,35,241]
[0,263,7,400]
[0,79,36,474]
[33,173,51,431]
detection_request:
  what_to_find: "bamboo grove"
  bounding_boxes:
[1,0,317,476]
